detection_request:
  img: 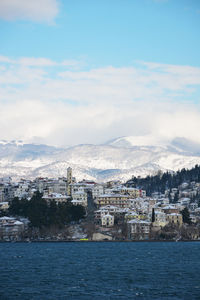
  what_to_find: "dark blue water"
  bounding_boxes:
[0,242,200,299]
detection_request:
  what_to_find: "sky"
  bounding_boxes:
[0,0,200,147]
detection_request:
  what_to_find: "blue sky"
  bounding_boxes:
[1,0,200,67]
[0,0,200,146]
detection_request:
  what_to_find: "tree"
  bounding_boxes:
[9,197,21,216]
[27,192,49,228]
[48,200,58,226]
[69,205,85,222]
[173,192,179,203]
[181,207,191,225]
[152,208,155,223]
[126,165,200,196]
[9,197,29,216]
[8,191,86,229]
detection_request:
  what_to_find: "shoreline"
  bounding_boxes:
[1,239,200,243]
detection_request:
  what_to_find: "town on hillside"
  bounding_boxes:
[1,166,200,242]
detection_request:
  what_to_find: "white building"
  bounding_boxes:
[0,184,4,202]
[128,219,151,240]
[0,202,9,210]
[101,213,114,227]
[153,211,167,227]
[42,193,70,204]
[0,217,25,241]
[71,191,87,207]
[52,178,67,195]
[92,184,104,199]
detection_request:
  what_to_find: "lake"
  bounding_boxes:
[0,242,200,299]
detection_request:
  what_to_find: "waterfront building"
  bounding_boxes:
[153,211,168,227]
[128,219,151,240]
[0,217,25,241]
[101,213,114,227]
[162,205,180,214]
[166,213,183,227]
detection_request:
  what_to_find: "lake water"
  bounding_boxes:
[0,242,200,299]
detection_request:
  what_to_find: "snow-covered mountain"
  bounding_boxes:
[0,137,200,182]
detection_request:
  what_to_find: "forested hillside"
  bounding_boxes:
[126,165,200,196]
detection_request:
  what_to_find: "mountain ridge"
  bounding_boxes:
[0,137,200,182]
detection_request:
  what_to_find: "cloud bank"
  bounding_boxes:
[0,0,59,23]
[0,55,200,146]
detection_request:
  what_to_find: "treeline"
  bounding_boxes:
[126,165,200,196]
[9,191,85,228]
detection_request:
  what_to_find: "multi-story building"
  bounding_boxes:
[42,193,69,204]
[95,194,131,208]
[166,213,183,227]
[51,178,67,195]
[112,186,146,198]
[71,191,88,207]
[14,183,30,199]
[92,184,104,199]
[153,211,167,227]
[0,217,25,241]
[128,219,151,240]
[94,205,126,224]
[0,184,4,202]
[4,183,15,202]
[101,213,114,227]
[162,205,180,214]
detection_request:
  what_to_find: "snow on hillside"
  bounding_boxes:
[106,135,168,148]
[0,137,200,182]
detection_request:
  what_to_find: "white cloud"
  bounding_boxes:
[0,56,200,146]
[18,57,57,67]
[0,0,59,23]
[0,56,83,69]
[0,55,14,63]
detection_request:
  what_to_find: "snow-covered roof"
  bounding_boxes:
[73,191,87,195]
[13,221,24,225]
[128,219,151,224]
[100,205,118,210]
[98,193,129,198]
[167,213,181,216]
[155,211,165,215]
[43,193,69,199]
[125,212,138,216]
[71,200,84,203]
[102,213,113,218]
[0,216,15,220]
[162,205,177,210]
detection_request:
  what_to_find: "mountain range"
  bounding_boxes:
[0,136,200,182]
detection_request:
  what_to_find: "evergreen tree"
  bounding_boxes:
[8,191,85,229]
[173,192,179,203]
[181,207,191,224]
[152,208,155,223]
[9,197,21,215]
[126,165,200,196]
[27,192,49,228]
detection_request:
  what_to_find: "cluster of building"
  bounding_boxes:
[0,168,200,241]
[94,195,184,240]
[0,216,29,241]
